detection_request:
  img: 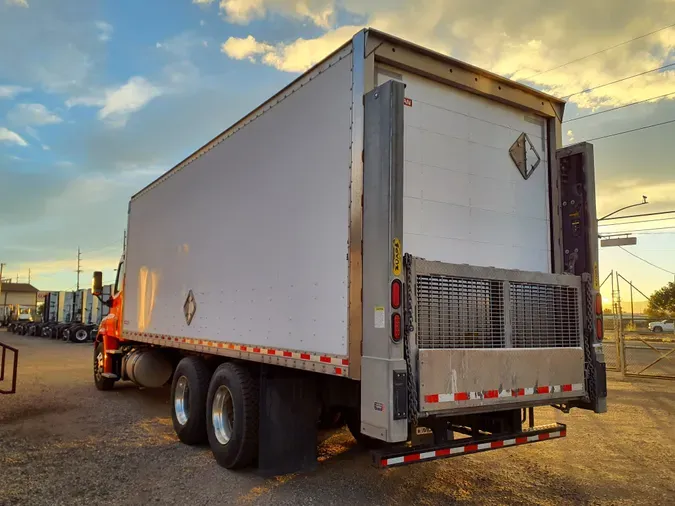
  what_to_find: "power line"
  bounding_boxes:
[583,118,675,142]
[564,90,675,123]
[562,62,675,99]
[80,239,124,255]
[521,21,675,80]
[604,225,675,234]
[600,210,675,221]
[599,216,675,227]
[618,246,675,276]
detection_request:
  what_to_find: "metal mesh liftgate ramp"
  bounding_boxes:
[413,260,582,351]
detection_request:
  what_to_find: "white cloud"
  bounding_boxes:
[222,26,360,72]
[156,32,208,58]
[24,125,40,139]
[0,127,28,146]
[221,35,274,63]
[42,144,50,151]
[0,85,31,99]
[65,95,105,108]
[5,0,28,7]
[67,77,163,128]
[193,0,215,3]
[99,77,163,127]
[55,161,74,168]
[215,1,675,111]
[7,103,63,126]
[216,0,334,28]
[96,21,113,42]
[200,19,206,26]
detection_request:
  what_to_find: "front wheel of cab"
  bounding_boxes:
[94,341,116,391]
[206,362,259,469]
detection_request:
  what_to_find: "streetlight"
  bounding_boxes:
[598,195,648,222]
[598,196,647,247]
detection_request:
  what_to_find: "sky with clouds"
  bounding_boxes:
[0,0,674,303]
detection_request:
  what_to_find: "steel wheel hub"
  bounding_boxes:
[174,376,190,426]
[212,385,234,445]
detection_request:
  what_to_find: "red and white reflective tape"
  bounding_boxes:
[123,330,349,376]
[424,383,583,404]
[380,429,566,467]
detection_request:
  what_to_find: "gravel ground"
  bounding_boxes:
[1,330,674,505]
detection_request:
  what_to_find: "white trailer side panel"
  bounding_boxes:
[377,66,552,273]
[124,50,353,358]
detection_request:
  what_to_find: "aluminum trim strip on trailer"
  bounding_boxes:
[424,383,584,403]
[376,425,567,468]
[122,331,349,377]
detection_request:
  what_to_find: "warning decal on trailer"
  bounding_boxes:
[374,306,385,329]
[392,238,402,276]
[403,97,413,107]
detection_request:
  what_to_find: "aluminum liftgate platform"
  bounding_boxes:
[371,256,584,468]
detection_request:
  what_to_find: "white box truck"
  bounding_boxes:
[91,28,607,475]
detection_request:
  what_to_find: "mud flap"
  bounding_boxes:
[258,365,318,476]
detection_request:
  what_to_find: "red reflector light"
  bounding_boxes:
[391,279,402,309]
[392,313,402,342]
[595,293,602,315]
[596,318,603,341]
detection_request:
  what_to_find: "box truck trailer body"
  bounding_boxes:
[93,28,606,473]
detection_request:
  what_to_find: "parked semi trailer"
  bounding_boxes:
[91,28,607,474]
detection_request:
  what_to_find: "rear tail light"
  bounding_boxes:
[595,293,602,315]
[391,279,402,309]
[596,318,603,341]
[392,313,402,342]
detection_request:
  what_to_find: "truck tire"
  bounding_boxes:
[94,341,116,391]
[170,356,211,445]
[206,362,259,469]
[71,326,90,343]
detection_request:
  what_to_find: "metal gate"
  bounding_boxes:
[0,341,18,394]
[602,271,675,380]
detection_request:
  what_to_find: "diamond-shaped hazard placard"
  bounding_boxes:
[183,290,196,326]
[509,132,541,180]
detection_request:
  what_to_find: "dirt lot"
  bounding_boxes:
[1,330,674,506]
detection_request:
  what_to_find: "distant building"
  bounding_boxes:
[1,282,39,322]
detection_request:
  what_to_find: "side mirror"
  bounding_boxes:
[92,271,103,295]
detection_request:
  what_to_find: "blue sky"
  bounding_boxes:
[1,0,674,303]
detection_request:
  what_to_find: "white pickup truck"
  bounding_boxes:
[649,319,674,333]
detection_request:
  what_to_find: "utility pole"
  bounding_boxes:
[76,247,82,291]
[28,268,31,284]
[0,263,5,283]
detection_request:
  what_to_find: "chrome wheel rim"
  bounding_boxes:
[212,385,234,445]
[174,376,190,426]
[75,329,88,341]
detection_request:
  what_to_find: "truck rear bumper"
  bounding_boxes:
[372,422,566,468]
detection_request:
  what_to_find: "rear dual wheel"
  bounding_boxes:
[169,359,260,469]
[206,363,259,469]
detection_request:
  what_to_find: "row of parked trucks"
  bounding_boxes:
[6,285,113,342]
